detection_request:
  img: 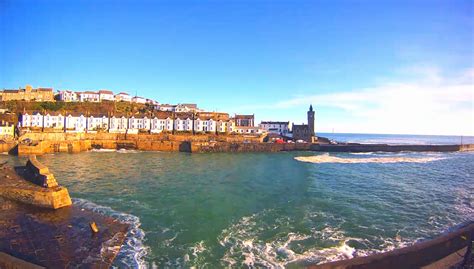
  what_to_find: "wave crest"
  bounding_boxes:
[295,155,445,164]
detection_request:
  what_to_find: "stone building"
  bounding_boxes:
[292,105,316,143]
[0,85,54,101]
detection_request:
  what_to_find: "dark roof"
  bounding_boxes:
[261,121,289,124]
[99,90,113,94]
[37,88,53,92]
[235,114,254,119]
[2,90,19,93]
[181,104,197,108]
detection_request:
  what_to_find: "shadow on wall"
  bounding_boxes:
[179,141,191,153]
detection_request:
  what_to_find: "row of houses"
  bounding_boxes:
[20,112,266,135]
[59,90,152,104]
[57,90,204,113]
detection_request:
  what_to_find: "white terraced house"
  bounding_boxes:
[132,96,147,104]
[150,117,169,133]
[20,113,251,134]
[115,92,132,102]
[259,121,291,135]
[128,116,151,131]
[43,113,65,129]
[21,112,44,128]
[79,91,100,102]
[58,91,79,102]
[109,116,128,133]
[87,115,109,131]
[98,90,115,102]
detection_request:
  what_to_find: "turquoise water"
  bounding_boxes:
[1,148,473,268]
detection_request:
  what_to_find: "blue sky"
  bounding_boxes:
[1,0,473,135]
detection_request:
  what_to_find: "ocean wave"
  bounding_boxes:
[294,155,446,164]
[72,198,149,269]
[217,210,417,268]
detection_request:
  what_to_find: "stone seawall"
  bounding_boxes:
[20,132,264,143]
[190,142,312,153]
[0,142,17,153]
[13,132,474,155]
[312,144,471,152]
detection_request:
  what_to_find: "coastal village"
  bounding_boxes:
[0,85,317,144]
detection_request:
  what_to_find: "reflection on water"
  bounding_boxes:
[1,150,472,268]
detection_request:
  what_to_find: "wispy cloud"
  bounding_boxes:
[254,66,474,135]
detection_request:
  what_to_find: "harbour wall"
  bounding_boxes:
[6,132,474,155]
[313,143,474,153]
[0,142,17,154]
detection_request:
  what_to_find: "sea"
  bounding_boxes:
[1,133,473,268]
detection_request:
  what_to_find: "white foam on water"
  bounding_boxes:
[216,210,422,268]
[72,198,149,269]
[90,148,117,152]
[117,149,140,153]
[349,152,375,155]
[295,155,446,164]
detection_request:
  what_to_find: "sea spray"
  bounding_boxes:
[295,154,446,164]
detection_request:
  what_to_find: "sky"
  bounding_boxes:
[1,0,473,135]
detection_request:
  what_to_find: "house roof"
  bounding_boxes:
[37,88,53,92]
[235,114,254,119]
[179,103,197,108]
[99,90,113,95]
[261,121,289,125]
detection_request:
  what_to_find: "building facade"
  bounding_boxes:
[115,92,132,102]
[0,124,14,138]
[0,85,54,101]
[58,91,79,102]
[234,114,255,127]
[19,112,250,135]
[98,90,115,102]
[79,91,100,102]
[259,121,291,135]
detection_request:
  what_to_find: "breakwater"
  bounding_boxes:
[2,132,473,155]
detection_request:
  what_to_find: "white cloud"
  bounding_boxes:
[272,67,474,135]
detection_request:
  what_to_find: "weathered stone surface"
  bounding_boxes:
[0,196,129,268]
[0,252,45,269]
[25,155,58,188]
[0,162,72,209]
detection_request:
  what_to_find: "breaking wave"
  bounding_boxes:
[72,198,149,269]
[90,148,116,152]
[217,210,416,268]
[89,148,140,153]
[295,154,446,164]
